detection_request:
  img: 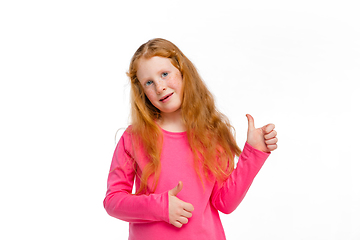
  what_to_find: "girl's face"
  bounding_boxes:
[136,56,184,115]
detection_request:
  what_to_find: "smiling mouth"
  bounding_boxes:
[160,93,174,102]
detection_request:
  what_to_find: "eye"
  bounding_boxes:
[145,80,153,86]
[161,72,168,78]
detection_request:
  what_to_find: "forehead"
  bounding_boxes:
[136,56,175,81]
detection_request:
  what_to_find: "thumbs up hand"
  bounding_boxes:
[168,181,194,228]
[246,114,278,153]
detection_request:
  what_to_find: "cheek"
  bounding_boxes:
[144,90,157,102]
[167,76,183,91]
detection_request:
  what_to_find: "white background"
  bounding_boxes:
[1,0,359,239]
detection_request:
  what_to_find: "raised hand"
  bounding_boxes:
[246,114,278,153]
[168,181,194,228]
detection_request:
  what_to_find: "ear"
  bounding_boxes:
[132,80,143,95]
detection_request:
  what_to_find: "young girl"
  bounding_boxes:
[104,38,278,240]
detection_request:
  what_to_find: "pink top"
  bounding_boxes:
[103,127,270,240]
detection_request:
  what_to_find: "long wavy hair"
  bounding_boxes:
[127,38,241,194]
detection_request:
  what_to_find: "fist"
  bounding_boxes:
[246,114,278,152]
[168,181,194,228]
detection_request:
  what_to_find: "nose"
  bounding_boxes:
[156,82,166,94]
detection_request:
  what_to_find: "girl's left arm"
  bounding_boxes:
[210,142,270,214]
[210,114,277,214]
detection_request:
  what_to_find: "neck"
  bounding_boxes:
[157,109,186,132]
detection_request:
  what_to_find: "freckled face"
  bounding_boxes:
[136,56,184,115]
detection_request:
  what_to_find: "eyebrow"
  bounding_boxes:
[139,78,150,87]
[138,68,170,84]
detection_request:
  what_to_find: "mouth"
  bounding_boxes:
[160,92,174,102]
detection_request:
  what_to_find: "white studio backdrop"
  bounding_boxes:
[0,0,359,239]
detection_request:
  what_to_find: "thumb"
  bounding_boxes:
[246,114,255,131]
[169,181,183,196]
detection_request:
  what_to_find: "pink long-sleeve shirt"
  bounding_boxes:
[104,127,270,240]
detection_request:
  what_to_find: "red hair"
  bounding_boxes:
[127,38,241,194]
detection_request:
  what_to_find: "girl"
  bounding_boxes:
[104,38,278,240]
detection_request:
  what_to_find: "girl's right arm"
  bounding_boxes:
[103,131,169,223]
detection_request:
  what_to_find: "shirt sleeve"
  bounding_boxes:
[210,142,270,214]
[103,131,170,223]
